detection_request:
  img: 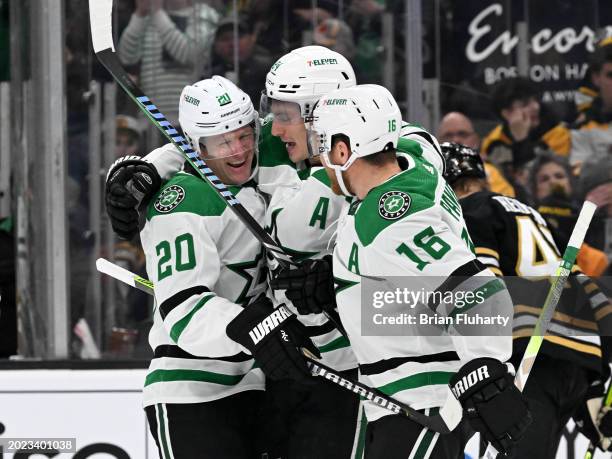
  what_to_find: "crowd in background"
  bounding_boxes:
[7,0,608,358]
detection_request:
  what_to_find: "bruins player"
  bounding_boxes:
[441,141,612,458]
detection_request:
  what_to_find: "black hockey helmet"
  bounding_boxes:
[441,142,486,185]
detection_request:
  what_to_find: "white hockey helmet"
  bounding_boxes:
[261,45,356,123]
[308,84,402,196]
[179,75,259,158]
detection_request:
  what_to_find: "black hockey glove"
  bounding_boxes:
[105,155,162,240]
[226,295,320,383]
[269,256,336,315]
[573,381,612,451]
[449,358,531,456]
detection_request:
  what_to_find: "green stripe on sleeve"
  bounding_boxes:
[447,278,506,319]
[145,367,254,387]
[318,335,351,353]
[169,294,215,342]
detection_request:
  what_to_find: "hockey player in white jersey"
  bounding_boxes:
[137,76,318,458]
[292,84,531,458]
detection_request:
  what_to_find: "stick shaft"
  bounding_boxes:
[482,200,597,458]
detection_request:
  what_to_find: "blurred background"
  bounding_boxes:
[0,0,611,385]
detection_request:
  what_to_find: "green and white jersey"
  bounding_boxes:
[262,166,358,370]
[140,149,266,407]
[332,154,513,422]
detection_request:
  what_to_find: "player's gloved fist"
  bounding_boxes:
[226,295,321,383]
[105,155,162,240]
[573,381,612,451]
[450,358,531,456]
[269,255,336,315]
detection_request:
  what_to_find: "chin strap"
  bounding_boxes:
[335,167,353,197]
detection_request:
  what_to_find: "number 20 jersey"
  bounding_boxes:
[140,164,267,407]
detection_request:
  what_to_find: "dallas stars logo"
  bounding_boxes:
[378,191,411,220]
[154,185,185,213]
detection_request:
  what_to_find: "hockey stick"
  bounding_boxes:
[95,257,457,434]
[88,0,346,336]
[584,380,612,459]
[482,200,597,458]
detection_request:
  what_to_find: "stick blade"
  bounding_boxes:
[96,257,136,288]
[89,0,115,53]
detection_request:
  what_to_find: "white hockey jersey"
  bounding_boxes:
[140,154,267,407]
[331,154,513,422]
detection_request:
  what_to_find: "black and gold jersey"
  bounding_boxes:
[460,190,612,376]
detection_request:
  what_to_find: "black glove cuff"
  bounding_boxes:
[450,358,507,401]
[227,302,295,351]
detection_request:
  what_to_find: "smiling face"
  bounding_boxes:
[201,125,256,185]
[269,99,309,163]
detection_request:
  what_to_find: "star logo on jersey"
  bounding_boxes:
[227,248,265,304]
[378,191,411,220]
[154,185,185,213]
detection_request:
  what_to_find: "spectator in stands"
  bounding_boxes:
[529,153,609,277]
[574,34,612,116]
[571,40,612,167]
[115,115,143,158]
[313,18,355,59]
[580,157,612,267]
[208,16,273,107]
[482,77,571,202]
[118,0,219,124]
[437,111,515,197]
[345,0,385,84]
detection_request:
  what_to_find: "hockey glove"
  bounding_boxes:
[105,155,162,240]
[449,358,531,456]
[226,295,320,383]
[573,381,612,451]
[269,256,336,315]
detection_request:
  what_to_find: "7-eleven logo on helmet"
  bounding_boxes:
[217,93,232,106]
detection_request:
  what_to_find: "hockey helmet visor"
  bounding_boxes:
[259,93,305,126]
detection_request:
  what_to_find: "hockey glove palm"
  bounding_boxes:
[269,256,336,315]
[450,358,532,456]
[226,295,320,383]
[105,155,162,240]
